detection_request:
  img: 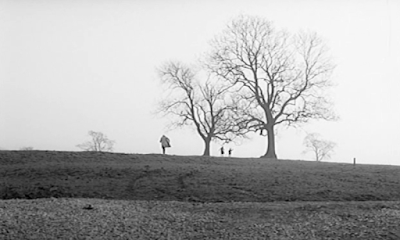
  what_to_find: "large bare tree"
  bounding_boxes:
[158,62,247,156]
[208,16,336,159]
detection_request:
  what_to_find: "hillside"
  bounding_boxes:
[1,150,400,202]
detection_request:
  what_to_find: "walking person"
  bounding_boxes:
[220,146,224,156]
[160,135,171,154]
[228,148,233,157]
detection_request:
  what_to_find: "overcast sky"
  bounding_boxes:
[1,0,399,165]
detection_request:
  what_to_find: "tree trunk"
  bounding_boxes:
[202,138,211,156]
[262,124,277,159]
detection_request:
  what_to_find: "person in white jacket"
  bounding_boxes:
[160,135,171,154]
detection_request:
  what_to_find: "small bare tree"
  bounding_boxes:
[20,146,34,151]
[303,133,336,161]
[158,62,248,156]
[207,15,336,159]
[77,131,115,152]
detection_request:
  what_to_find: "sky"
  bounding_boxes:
[1,0,399,165]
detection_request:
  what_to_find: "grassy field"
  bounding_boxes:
[1,150,400,239]
[1,150,400,202]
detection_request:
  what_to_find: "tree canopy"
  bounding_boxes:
[207,15,336,158]
[158,62,247,156]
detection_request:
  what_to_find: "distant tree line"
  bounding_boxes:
[20,147,34,151]
[9,131,115,153]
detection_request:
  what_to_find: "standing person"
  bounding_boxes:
[220,146,224,156]
[160,135,171,154]
[228,148,233,157]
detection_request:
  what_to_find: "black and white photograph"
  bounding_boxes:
[1,0,400,239]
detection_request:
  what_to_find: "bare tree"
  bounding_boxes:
[20,146,34,151]
[207,15,336,159]
[303,133,336,161]
[158,62,247,156]
[77,131,115,152]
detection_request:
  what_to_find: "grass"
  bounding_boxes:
[2,150,400,239]
[1,198,400,239]
[1,150,400,202]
